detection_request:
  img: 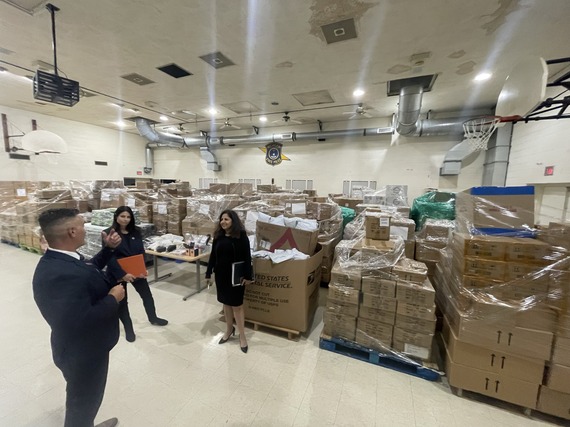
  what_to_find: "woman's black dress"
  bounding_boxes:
[206,231,252,307]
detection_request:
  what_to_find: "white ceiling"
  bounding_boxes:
[0,0,569,136]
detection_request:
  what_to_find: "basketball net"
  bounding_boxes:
[463,116,502,151]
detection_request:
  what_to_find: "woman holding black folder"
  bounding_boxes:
[205,209,253,353]
[106,206,168,342]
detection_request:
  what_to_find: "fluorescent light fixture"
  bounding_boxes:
[353,88,365,97]
[111,102,124,108]
[159,115,168,121]
[259,116,268,122]
[115,121,128,128]
[474,72,492,82]
[207,108,218,115]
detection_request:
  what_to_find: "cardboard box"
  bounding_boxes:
[390,218,416,240]
[537,386,570,420]
[452,233,509,260]
[393,327,434,349]
[393,258,427,283]
[395,314,436,335]
[445,347,539,409]
[330,262,362,290]
[547,364,570,393]
[455,186,535,232]
[355,329,392,351]
[365,212,391,240]
[396,279,435,307]
[392,339,431,361]
[255,221,318,255]
[443,317,545,383]
[361,294,397,312]
[245,247,322,332]
[356,318,393,342]
[505,238,562,263]
[414,239,446,263]
[323,312,356,341]
[446,302,554,360]
[553,336,570,366]
[396,301,436,321]
[328,283,360,305]
[351,237,396,256]
[361,277,396,298]
[326,300,359,317]
[358,306,396,325]
[456,256,507,281]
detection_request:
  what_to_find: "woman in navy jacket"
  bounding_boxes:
[105,206,167,342]
[205,209,253,353]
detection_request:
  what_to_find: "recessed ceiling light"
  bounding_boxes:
[353,88,365,97]
[160,115,169,121]
[115,121,128,128]
[259,116,267,122]
[474,72,492,82]
[207,108,218,115]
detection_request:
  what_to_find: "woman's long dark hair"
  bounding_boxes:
[213,209,244,239]
[112,206,140,235]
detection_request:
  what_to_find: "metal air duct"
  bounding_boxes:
[396,85,423,135]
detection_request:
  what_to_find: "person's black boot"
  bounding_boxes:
[119,301,136,342]
[142,294,168,326]
[150,317,168,326]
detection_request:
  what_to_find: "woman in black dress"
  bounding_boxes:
[106,206,168,342]
[205,209,253,353]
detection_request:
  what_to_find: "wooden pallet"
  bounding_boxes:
[450,386,570,425]
[245,319,301,340]
[20,244,42,254]
[217,315,302,340]
[319,333,440,381]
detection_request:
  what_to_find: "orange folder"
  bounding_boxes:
[117,254,147,277]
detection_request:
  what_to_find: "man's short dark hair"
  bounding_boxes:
[39,208,80,241]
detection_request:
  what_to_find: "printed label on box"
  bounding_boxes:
[404,343,429,359]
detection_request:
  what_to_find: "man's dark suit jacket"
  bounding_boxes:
[33,247,120,367]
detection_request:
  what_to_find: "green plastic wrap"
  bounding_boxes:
[340,206,355,233]
[411,191,455,231]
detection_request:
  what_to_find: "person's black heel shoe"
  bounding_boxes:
[240,344,248,354]
[219,326,235,344]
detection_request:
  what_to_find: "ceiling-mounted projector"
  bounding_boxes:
[33,70,79,107]
[33,3,80,107]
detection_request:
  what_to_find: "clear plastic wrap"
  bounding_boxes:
[431,188,570,407]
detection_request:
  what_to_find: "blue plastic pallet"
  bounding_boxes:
[319,334,440,382]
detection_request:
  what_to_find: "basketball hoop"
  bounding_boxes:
[463,116,501,151]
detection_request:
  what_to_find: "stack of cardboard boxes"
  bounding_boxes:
[435,186,570,418]
[323,210,436,361]
[438,234,559,408]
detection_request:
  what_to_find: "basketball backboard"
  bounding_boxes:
[495,56,548,119]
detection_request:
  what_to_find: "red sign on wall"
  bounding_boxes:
[544,166,554,176]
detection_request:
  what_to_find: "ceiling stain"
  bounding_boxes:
[456,61,476,75]
[276,61,294,68]
[388,64,412,74]
[480,0,522,36]
[308,0,377,41]
[448,50,466,59]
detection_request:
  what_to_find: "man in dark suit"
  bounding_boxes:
[33,208,126,427]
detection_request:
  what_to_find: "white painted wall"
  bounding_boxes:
[507,117,570,225]
[0,105,148,182]
[1,104,487,200]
